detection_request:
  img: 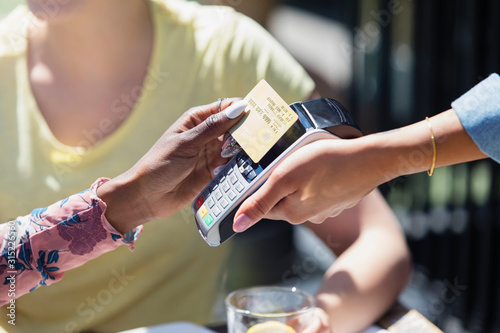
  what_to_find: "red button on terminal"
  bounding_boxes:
[195,196,204,209]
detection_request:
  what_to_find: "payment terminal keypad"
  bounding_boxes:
[194,152,263,229]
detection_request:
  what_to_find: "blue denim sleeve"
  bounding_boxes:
[451,73,500,163]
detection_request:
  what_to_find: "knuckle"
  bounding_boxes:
[280,205,304,224]
[307,216,322,224]
[289,213,308,225]
[247,196,271,220]
[185,106,201,119]
[309,214,328,224]
[288,217,304,225]
[270,167,288,182]
[203,113,223,133]
[329,209,342,218]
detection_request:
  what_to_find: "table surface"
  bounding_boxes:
[375,303,443,333]
[206,303,444,333]
[120,303,443,333]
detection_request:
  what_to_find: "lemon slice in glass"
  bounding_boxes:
[246,321,297,333]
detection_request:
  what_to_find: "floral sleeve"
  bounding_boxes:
[0,178,142,305]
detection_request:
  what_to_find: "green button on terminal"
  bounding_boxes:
[203,214,214,226]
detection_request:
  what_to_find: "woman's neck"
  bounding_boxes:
[27,0,154,85]
[25,0,155,147]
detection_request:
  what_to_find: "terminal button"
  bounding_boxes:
[199,205,208,218]
[195,196,204,209]
[203,214,214,226]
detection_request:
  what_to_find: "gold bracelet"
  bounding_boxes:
[425,117,436,176]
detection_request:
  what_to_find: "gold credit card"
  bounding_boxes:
[229,80,299,163]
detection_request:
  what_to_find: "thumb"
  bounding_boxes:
[188,100,247,144]
[233,177,288,232]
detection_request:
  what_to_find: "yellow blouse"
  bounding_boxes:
[0,1,314,331]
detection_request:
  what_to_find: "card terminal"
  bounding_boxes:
[192,98,361,246]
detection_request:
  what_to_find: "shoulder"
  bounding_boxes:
[150,0,314,100]
[151,0,263,40]
[0,5,30,57]
[150,0,282,70]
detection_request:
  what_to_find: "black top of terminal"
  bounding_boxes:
[290,98,362,138]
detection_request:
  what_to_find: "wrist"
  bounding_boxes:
[363,122,437,180]
[342,135,400,186]
[318,136,392,189]
[96,173,150,234]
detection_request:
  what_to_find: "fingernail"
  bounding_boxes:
[213,164,226,176]
[221,136,241,158]
[224,100,248,119]
[233,214,253,232]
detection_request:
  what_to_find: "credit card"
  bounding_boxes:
[229,80,299,163]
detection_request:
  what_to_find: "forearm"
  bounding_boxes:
[310,192,412,332]
[316,231,410,332]
[360,108,487,184]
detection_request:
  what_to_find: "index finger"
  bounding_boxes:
[233,174,293,232]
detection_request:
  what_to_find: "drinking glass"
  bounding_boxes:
[225,286,315,333]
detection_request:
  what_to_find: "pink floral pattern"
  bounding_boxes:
[0,178,142,305]
[57,201,108,255]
